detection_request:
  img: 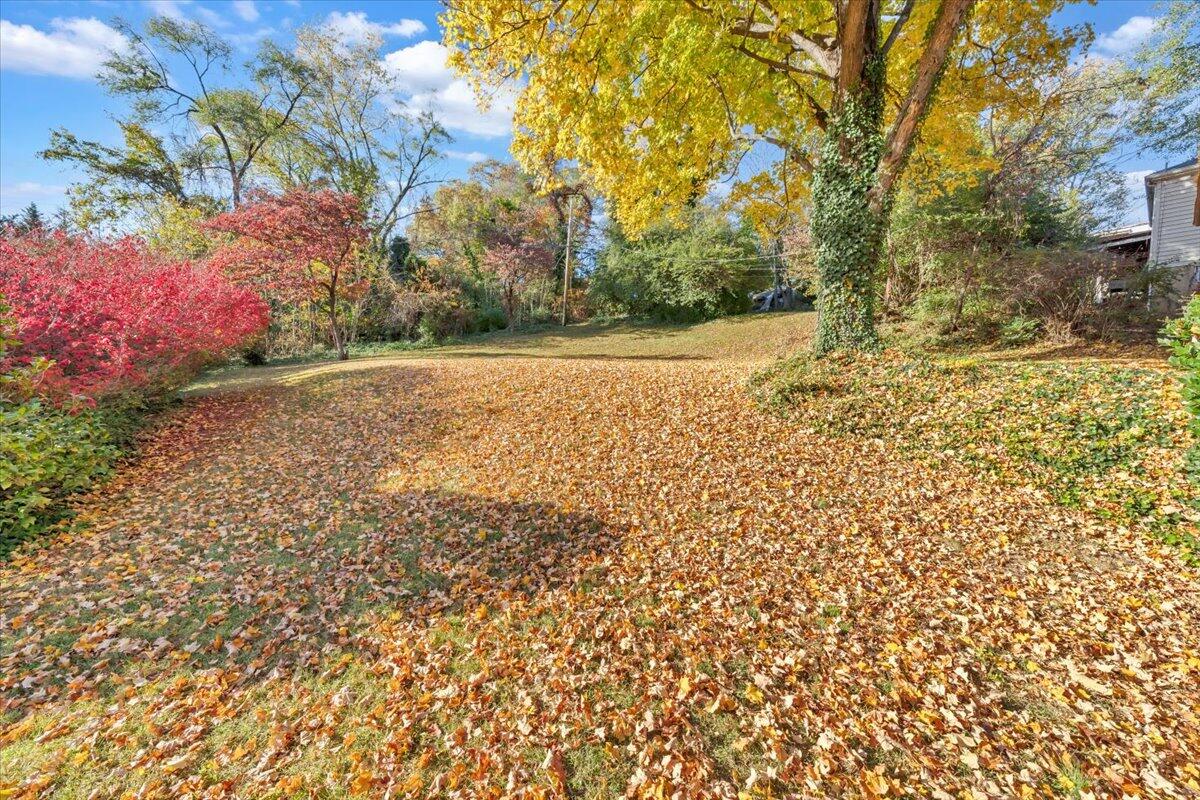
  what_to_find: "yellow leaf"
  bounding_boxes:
[350,769,373,795]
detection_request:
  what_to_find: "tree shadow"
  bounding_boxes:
[0,363,619,719]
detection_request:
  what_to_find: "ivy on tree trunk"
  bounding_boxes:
[811,103,886,352]
[812,38,886,354]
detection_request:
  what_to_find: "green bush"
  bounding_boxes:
[905,287,1005,342]
[471,304,509,334]
[1,303,143,557]
[999,315,1042,346]
[417,303,475,343]
[589,210,760,322]
[1162,295,1200,477]
[1,399,122,557]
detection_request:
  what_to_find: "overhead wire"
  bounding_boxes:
[638,249,805,266]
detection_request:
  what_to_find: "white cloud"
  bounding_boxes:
[0,182,67,215]
[0,17,127,79]
[1095,16,1158,57]
[228,27,275,48]
[143,0,190,20]
[446,150,489,163]
[412,80,517,138]
[195,6,228,27]
[231,1,259,23]
[384,41,516,138]
[383,39,454,92]
[1122,169,1153,224]
[385,19,426,38]
[324,11,426,45]
[3,181,66,197]
[141,0,227,27]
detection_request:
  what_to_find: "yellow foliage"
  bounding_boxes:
[442,0,1081,235]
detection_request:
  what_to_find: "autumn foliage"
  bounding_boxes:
[204,189,369,359]
[0,231,267,401]
[480,202,558,324]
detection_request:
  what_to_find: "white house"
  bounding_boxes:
[1144,159,1200,303]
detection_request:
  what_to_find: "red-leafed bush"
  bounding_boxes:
[204,190,369,360]
[0,231,268,401]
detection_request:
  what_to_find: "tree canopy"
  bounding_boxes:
[40,15,447,248]
[204,190,369,360]
[443,0,1078,236]
[443,0,1082,351]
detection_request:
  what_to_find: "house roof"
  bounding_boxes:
[1094,223,1151,242]
[1089,223,1151,253]
[1145,158,1199,222]
[1146,158,1199,182]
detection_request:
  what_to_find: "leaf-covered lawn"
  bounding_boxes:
[3,314,1199,799]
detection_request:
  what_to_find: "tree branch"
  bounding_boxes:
[881,0,915,57]
[836,0,873,98]
[711,77,814,171]
[683,0,839,77]
[734,43,831,82]
[872,0,976,210]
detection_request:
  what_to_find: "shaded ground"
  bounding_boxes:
[3,312,1198,799]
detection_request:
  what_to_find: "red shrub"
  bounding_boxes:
[203,189,369,359]
[1,231,268,401]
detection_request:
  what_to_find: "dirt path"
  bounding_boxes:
[3,319,1198,799]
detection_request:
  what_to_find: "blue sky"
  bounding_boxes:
[0,0,1178,223]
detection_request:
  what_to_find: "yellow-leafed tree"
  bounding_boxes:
[442,0,1082,353]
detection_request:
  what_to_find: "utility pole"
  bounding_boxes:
[772,245,783,306]
[561,194,576,326]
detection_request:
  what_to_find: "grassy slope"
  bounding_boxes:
[753,345,1197,561]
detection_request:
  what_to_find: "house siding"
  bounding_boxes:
[1148,169,1200,300]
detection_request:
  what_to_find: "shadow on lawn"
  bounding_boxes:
[0,363,620,719]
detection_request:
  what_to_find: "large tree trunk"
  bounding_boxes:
[810,0,973,354]
[811,1,886,354]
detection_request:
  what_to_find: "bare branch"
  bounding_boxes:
[683,0,839,77]
[734,43,831,82]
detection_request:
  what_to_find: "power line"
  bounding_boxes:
[642,248,806,266]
